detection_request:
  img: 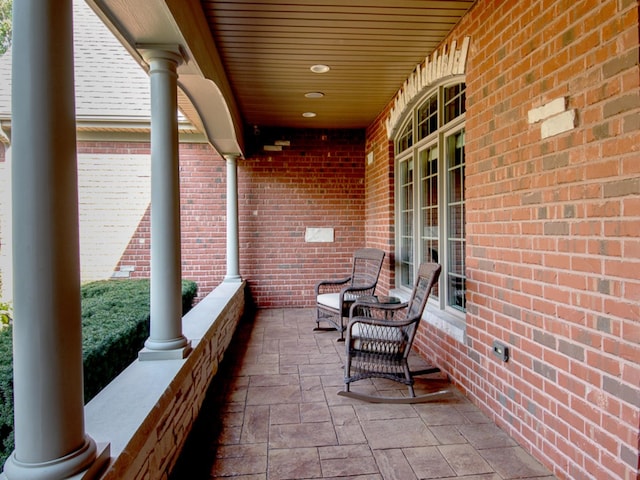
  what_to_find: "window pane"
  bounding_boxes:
[419,145,439,299]
[396,119,413,154]
[417,94,438,140]
[446,129,466,312]
[399,159,414,288]
[447,243,466,311]
[444,84,466,124]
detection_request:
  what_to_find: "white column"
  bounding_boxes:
[139,48,191,360]
[224,154,242,282]
[3,0,108,477]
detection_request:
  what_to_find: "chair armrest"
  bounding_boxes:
[347,314,415,330]
[315,277,352,295]
[345,313,418,345]
[349,301,408,319]
[339,283,380,302]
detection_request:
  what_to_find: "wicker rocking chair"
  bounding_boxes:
[339,262,449,403]
[314,248,385,341]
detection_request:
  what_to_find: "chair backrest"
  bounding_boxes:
[350,248,385,288]
[405,262,442,321]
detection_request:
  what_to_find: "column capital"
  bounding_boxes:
[223,153,241,163]
[137,44,186,67]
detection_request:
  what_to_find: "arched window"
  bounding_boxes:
[395,81,466,313]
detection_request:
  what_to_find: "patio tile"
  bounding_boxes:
[429,425,468,444]
[414,403,471,426]
[215,443,268,458]
[403,446,455,478]
[438,444,494,476]
[238,362,280,376]
[261,339,280,354]
[480,446,554,479]
[217,424,241,445]
[329,405,367,445]
[279,364,299,374]
[301,402,331,423]
[171,309,559,480]
[246,384,302,405]
[280,353,311,366]
[308,352,342,365]
[372,448,417,480]
[210,450,267,477]
[458,423,518,449]
[319,444,378,477]
[240,405,269,444]
[354,403,418,421]
[459,407,493,424]
[360,418,438,449]
[300,375,327,403]
[225,385,248,403]
[312,476,382,480]
[320,373,344,388]
[321,454,379,477]
[269,421,338,449]
[268,447,321,480]
[334,421,367,445]
[318,443,372,460]
[250,373,300,387]
[270,404,301,424]
[299,362,342,377]
[211,475,266,480]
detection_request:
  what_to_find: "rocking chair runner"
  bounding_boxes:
[314,248,385,341]
[340,262,448,403]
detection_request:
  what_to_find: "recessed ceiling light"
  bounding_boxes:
[310,64,330,74]
[305,92,325,98]
[302,112,317,118]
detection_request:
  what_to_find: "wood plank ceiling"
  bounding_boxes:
[202,0,474,130]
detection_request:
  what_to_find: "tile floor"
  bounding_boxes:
[171,308,557,480]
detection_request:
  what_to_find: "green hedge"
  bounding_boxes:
[0,278,198,466]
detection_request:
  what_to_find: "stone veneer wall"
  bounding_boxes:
[85,281,245,480]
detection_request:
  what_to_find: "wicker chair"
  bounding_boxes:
[340,262,448,403]
[314,248,385,341]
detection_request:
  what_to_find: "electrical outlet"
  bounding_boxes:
[492,340,509,362]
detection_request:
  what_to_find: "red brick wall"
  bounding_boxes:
[116,130,367,306]
[238,128,367,307]
[114,142,227,298]
[365,110,396,294]
[365,1,640,479]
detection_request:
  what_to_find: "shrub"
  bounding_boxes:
[0,278,197,466]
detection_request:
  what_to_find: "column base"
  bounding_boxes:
[139,340,192,361]
[223,275,242,283]
[2,438,110,480]
[67,443,110,480]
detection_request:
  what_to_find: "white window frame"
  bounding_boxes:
[393,79,466,322]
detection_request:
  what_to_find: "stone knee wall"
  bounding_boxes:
[95,283,245,480]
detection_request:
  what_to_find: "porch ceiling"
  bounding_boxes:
[85,0,473,153]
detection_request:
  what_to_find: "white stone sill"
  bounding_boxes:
[84,281,244,458]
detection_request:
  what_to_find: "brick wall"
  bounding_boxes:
[365,113,396,293]
[239,128,367,307]
[364,1,640,479]
[117,129,367,307]
[115,142,228,298]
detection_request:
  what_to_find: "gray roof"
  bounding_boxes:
[0,0,151,121]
